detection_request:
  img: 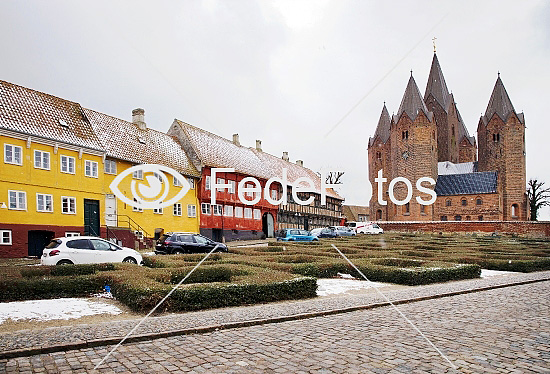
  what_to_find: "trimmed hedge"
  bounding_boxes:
[21,263,116,278]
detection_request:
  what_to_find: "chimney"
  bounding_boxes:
[232,133,240,146]
[282,151,289,162]
[256,140,262,152]
[132,108,146,130]
[296,160,303,167]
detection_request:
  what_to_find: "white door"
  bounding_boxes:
[105,194,117,227]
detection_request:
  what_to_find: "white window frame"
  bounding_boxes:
[34,150,50,170]
[4,144,22,165]
[212,204,222,216]
[187,204,197,218]
[65,232,80,237]
[234,206,243,218]
[61,196,76,214]
[60,155,75,174]
[8,190,26,210]
[205,176,211,190]
[85,160,98,178]
[201,203,211,215]
[0,230,12,245]
[133,169,143,180]
[36,193,53,212]
[224,205,233,217]
[133,198,143,212]
[153,172,164,183]
[188,178,195,189]
[253,208,261,220]
[244,207,252,219]
[173,175,182,187]
[270,189,278,201]
[173,203,182,216]
[104,159,117,175]
[153,205,164,214]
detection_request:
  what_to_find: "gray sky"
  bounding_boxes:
[1,0,549,219]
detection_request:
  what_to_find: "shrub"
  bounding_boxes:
[20,263,116,278]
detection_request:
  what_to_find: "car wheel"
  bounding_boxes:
[122,257,138,264]
[56,259,74,266]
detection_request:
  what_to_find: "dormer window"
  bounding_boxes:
[138,136,146,144]
[59,119,69,128]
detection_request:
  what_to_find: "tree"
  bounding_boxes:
[325,171,344,185]
[527,179,550,221]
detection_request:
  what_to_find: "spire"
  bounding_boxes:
[424,53,450,110]
[370,103,391,146]
[483,74,522,123]
[397,74,431,121]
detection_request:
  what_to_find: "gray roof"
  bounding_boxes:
[435,171,498,196]
[438,161,478,175]
[396,75,433,122]
[424,53,450,110]
[0,80,103,150]
[482,75,523,124]
[369,104,390,146]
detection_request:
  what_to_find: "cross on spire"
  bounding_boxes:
[432,37,437,53]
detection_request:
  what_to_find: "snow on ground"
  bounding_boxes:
[317,278,392,296]
[480,269,516,278]
[0,298,122,324]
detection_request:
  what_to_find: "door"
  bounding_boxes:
[212,229,222,243]
[262,213,275,238]
[28,230,55,257]
[65,238,95,263]
[84,199,100,236]
[105,194,117,227]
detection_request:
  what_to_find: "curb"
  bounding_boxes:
[1,276,549,360]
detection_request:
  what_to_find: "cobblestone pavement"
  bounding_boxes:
[1,279,549,373]
[1,270,549,354]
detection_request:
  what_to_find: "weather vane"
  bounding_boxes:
[432,37,437,53]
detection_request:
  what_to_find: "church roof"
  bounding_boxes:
[396,75,433,122]
[424,53,451,110]
[369,103,391,146]
[435,171,498,196]
[482,75,524,124]
[438,161,478,175]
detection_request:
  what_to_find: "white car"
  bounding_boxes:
[41,236,143,266]
[359,223,384,234]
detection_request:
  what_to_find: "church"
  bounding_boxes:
[368,51,528,222]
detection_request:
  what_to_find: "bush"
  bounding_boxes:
[169,266,233,284]
[20,263,116,278]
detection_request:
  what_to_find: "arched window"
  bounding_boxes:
[446,199,452,207]
[511,204,519,218]
[454,215,462,221]
[461,199,467,206]
[404,203,410,215]
[476,197,482,205]
[376,209,382,221]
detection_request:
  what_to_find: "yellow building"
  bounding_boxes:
[0,80,200,258]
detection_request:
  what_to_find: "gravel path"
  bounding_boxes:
[0,270,549,354]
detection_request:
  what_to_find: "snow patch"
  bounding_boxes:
[480,269,516,278]
[317,278,392,296]
[0,298,122,324]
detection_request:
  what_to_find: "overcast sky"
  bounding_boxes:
[1,0,549,219]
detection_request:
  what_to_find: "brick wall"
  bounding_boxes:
[378,220,550,237]
[435,193,501,221]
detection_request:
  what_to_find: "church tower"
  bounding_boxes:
[477,74,528,220]
[424,53,477,163]
[388,74,438,221]
[368,104,391,221]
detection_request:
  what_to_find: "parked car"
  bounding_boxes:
[331,226,357,237]
[310,227,339,238]
[360,223,384,234]
[155,232,228,254]
[276,229,319,242]
[41,236,143,266]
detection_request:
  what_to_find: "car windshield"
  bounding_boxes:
[45,240,61,249]
[289,230,301,235]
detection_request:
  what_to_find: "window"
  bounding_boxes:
[36,193,53,212]
[133,169,143,179]
[187,204,197,217]
[60,155,75,174]
[34,150,50,170]
[85,160,98,178]
[153,205,163,214]
[224,205,233,217]
[478,215,483,221]
[217,178,225,186]
[173,203,182,216]
[466,216,471,221]
[235,206,243,218]
[62,196,76,214]
[511,204,518,218]
[402,130,409,140]
[270,189,278,201]
[65,232,80,237]
[153,172,164,183]
[90,239,112,251]
[8,190,26,210]
[476,198,482,205]
[244,207,252,219]
[66,239,91,249]
[212,204,222,216]
[187,178,195,189]
[4,144,22,165]
[493,133,500,142]
[253,209,261,220]
[376,151,381,160]
[133,198,143,212]
[454,215,462,221]
[420,204,426,214]
[205,176,211,190]
[201,203,211,215]
[441,215,448,221]
[104,159,117,174]
[404,203,410,215]
[445,199,452,207]
[0,230,12,245]
[376,209,382,220]
[173,176,182,187]
[229,180,236,194]
[461,199,467,206]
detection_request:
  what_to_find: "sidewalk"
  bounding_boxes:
[1,270,549,359]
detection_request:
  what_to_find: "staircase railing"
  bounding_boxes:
[116,215,151,240]
[104,225,122,245]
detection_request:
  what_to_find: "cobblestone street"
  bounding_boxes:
[1,278,549,373]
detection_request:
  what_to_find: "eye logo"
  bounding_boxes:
[109,164,191,210]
